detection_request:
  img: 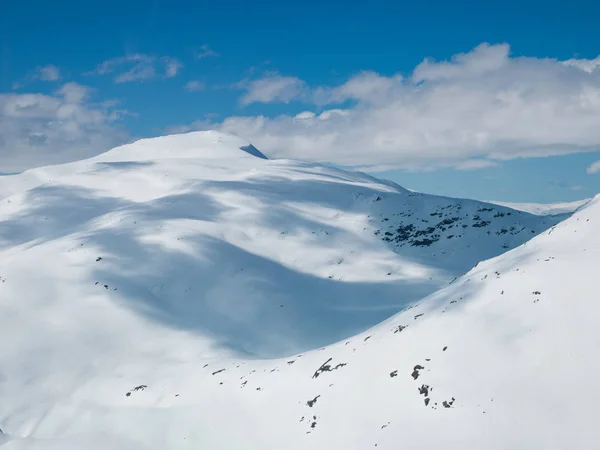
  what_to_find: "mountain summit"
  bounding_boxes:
[93,130,269,163]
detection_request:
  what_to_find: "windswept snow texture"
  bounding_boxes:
[1,131,596,449]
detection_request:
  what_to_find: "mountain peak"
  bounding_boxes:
[92,130,268,163]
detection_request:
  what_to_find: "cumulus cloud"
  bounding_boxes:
[88,54,183,83]
[238,74,308,105]
[316,71,404,104]
[562,56,600,73]
[0,82,128,172]
[587,160,600,174]
[412,43,510,82]
[195,44,219,59]
[185,80,206,92]
[178,43,600,171]
[12,64,62,89]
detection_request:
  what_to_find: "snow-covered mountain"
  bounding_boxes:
[0,131,596,449]
[488,198,591,216]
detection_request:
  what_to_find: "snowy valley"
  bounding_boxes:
[0,131,597,449]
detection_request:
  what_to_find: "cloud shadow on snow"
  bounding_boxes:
[0,174,508,358]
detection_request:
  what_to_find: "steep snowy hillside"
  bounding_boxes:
[0,131,563,357]
[0,131,600,450]
[1,130,592,449]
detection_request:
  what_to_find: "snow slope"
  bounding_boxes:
[1,131,596,449]
[0,131,563,357]
[488,198,591,216]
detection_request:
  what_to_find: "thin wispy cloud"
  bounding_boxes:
[38,65,62,81]
[162,57,184,78]
[587,160,600,174]
[12,64,62,89]
[195,44,219,59]
[176,43,600,171]
[185,80,206,92]
[87,54,183,83]
[237,73,308,105]
[455,160,500,171]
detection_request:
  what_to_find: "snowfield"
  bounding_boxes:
[0,131,597,449]
[488,199,591,216]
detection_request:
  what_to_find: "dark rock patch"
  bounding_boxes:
[307,395,321,407]
[393,325,407,334]
[313,358,347,378]
[125,384,147,397]
[411,365,424,380]
[442,397,456,408]
[418,384,430,396]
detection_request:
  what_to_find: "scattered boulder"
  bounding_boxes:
[312,358,347,378]
[307,395,321,407]
[411,365,424,380]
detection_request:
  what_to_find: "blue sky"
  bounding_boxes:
[1,0,600,202]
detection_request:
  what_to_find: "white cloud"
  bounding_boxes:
[38,65,62,81]
[238,74,308,105]
[185,80,206,92]
[454,159,500,171]
[88,54,182,83]
[294,111,316,119]
[317,71,403,104]
[0,83,128,172]
[56,82,88,103]
[587,160,600,174]
[178,43,600,171]
[195,44,219,59]
[412,43,510,82]
[12,65,62,89]
[562,56,600,73]
[91,54,148,75]
[317,109,349,120]
[162,57,183,78]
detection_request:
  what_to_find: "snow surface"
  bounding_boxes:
[0,131,596,449]
[488,198,591,216]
